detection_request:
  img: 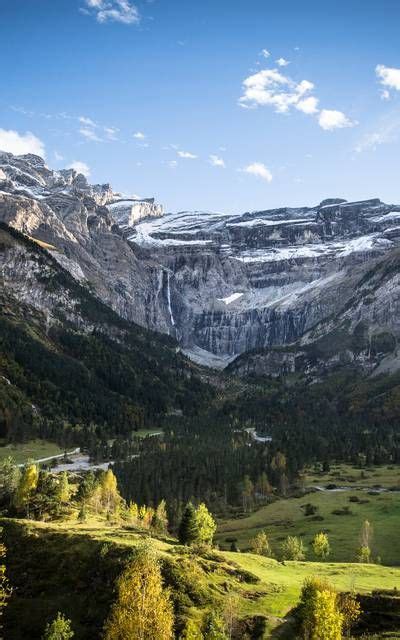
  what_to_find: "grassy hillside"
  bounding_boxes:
[2,517,399,640]
[218,465,400,566]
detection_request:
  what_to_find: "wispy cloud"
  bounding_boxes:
[239,64,356,131]
[354,112,400,153]
[209,154,226,168]
[177,150,197,159]
[82,0,140,24]
[79,116,97,127]
[68,160,91,177]
[104,126,119,140]
[260,49,271,58]
[79,127,102,142]
[242,162,272,182]
[0,129,46,157]
[133,131,146,139]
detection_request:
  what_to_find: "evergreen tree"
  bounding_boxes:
[42,612,74,640]
[104,543,174,640]
[178,502,198,545]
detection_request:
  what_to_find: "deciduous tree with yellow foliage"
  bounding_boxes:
[15,463,39,517]
[104,543,174,640]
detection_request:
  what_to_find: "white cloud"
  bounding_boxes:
[68,161,91,177]
[79,127,102,142]
[276,57,290,67]
[318,109,356,131]
[133,131,146,139]
[243,162,272,183]
[376,64,400,92]
[83,0,140,24]
[209,154,226,168]
[239,68,315,114]
[168,160,178,169]
[239,63,355,132]
[296,96,319,114]
[54,151,64,161]
[261,49,271,58]
[380,89,390,101]
[0,129,45,157]
[177,150,197,159]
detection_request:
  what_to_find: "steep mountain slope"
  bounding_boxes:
[0,222,211,443]
[1,151,400,373]
[228,247,400,377]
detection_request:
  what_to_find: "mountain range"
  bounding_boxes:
[1,151,400,378]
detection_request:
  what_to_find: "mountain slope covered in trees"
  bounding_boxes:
[0,222,212,446]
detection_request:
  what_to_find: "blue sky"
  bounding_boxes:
[1,0,400,212]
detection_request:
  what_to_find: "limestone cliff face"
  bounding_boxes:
[1,151,400,373]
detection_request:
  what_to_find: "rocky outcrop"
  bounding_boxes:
[1,151,400,373]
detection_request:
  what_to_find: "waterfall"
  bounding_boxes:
[166,271,175,327]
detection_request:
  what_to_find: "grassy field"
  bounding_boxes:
[3,516,400,639]
[218,465,400,566]
[133,428,163,438]
[0,440,65,465]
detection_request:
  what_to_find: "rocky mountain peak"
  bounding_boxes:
[1,151,400,373]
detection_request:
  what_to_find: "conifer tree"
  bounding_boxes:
[104,543,173,640]
[178,502,198,545]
